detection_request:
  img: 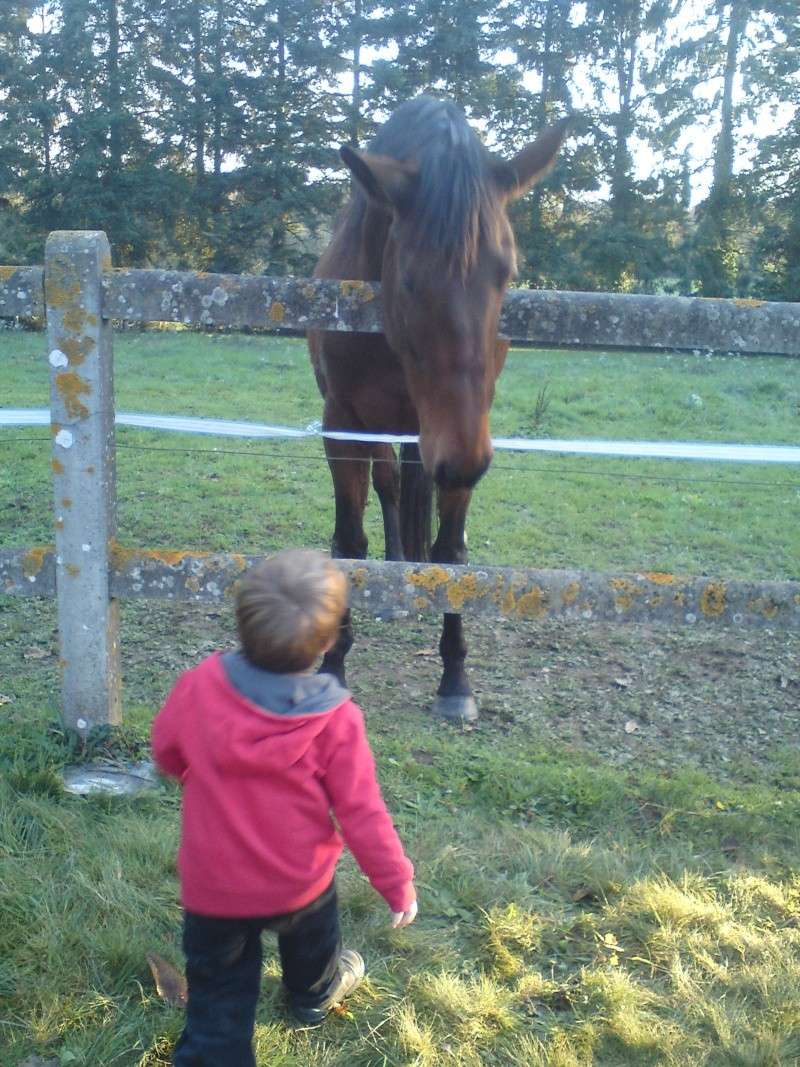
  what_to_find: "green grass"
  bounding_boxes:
[2,329,800,1065]
[1,329,799,578]
[2,659,800,1067]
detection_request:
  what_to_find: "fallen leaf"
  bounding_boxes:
[721,835,741,856]
[571,885,599,904]
[613,677,631,689]
[624,719,639,734]
[414,648,438,657]
[547,989,572,1012]
[23,648,49,660]
[0,694,14,705]
[147,952,188,1007]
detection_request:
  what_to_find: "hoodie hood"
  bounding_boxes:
[190,653,351,775]
[221,650,350,716]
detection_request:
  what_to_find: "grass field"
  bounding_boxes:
[2,329,799,577]
[1,329,800,1066]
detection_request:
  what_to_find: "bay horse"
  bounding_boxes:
[309,95,568,720]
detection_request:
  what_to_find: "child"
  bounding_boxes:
[151,549,417,1065]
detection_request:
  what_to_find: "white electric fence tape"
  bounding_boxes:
[2,408,799,464]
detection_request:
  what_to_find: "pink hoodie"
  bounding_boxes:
[151,652,414,916]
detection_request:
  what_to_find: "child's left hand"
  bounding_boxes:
[391,898,418,928]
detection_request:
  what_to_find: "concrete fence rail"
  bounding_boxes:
[3,257,800,354]
[0,265,44,318]
[1,231,798,734]
[3,548,798,631]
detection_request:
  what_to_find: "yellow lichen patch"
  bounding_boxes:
[642,572,676,585]
[350,567,368,589]
[46,272,81,310]
[108,541,212,571]
[734,298,765,308]
[748,597,780,620]
[647,593,663,607]
[56,519,64,530]
[22,546,51,578]
[501,584,520,618]
[186,576,201,593]
[561,581,580,605]
[673,591,686,606]
[65,563,80,577]
[51,459,65,475]
[339,280,375,303]
[609,577,640,612]
[516,585,549,618]
[269,301,285,323]
[55,371,91,419]
[146,549,210,568]
[63,306,88,333]
[700,582,726,618]
[61,497,72,508]
[61,335,95,365]
[413,596,429,612]
[408,565,451,594]
[0,266,19,281]
[446,573,482,612]
[230,554,248,572]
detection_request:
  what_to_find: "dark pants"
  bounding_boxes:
[173,882,341,1067]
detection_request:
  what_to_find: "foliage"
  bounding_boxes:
[0,2,798,296]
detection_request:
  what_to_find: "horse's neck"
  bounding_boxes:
[316,198,391,282]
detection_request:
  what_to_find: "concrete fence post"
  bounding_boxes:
[45,231,121,734]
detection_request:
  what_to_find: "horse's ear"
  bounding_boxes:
[340,146,418,211]
[492,116,572,201]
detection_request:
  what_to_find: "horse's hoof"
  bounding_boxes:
[431,694,478,722]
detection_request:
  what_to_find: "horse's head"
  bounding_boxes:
[341,118,568,491]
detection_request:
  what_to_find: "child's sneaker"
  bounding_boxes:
[289,949,366,1026]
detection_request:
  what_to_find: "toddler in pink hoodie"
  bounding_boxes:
[152,549,416,1064]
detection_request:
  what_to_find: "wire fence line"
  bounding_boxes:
[2,432,797,491]
[3,408,799,466]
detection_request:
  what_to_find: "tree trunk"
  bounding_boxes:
[106,0,122,176]
[212,0,224,215]
[711,0,747,202]
[610,1,639,222]
[269,1,288,272]
[191,0,205,187]
[350,0,362,147]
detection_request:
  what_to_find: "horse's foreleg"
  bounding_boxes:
[320,436,370,685]
[430,488,477,722]
[371,444,403,561]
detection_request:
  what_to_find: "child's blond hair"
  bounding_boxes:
[235,549,347,672]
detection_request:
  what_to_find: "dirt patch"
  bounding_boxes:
[2,597,797,777]
[122,602,799,776]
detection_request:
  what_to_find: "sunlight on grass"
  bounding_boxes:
[2,330,800,1064]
